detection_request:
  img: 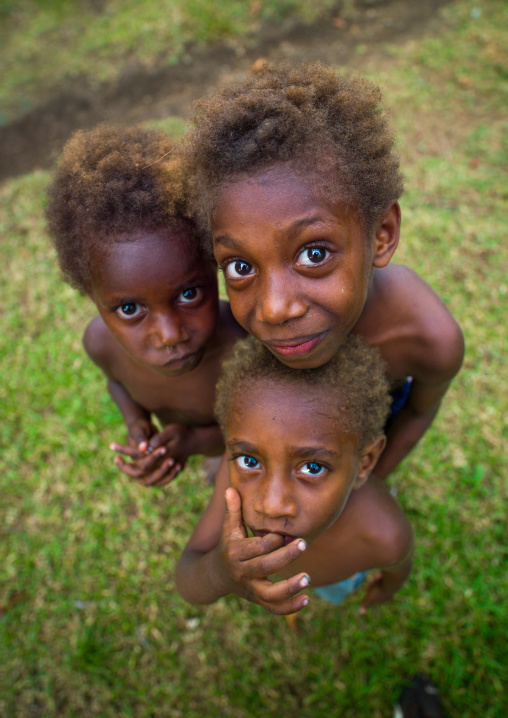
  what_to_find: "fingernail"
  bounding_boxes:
[359,607,366,615]
[302,598,309,606]
[300,574,310,588]
[109,444,116,450]
[297,540,307,552]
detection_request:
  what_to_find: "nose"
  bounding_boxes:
[150,312,187,349]
[255,271,307,325]
[254,474,298,521]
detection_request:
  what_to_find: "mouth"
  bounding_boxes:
[159,349,202,370]
[265,331,327,359]
[253,529,298,546]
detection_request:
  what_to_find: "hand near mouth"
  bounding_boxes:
[216,487,311,615]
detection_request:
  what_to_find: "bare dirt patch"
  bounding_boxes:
[0,0,452,182]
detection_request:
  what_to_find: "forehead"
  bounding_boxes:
[212,164,361,241]
[90,227,209,292]
[227,379,357,450]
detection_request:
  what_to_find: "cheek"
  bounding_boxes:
[107,322,137,346]
[190,304,219,335]
[225,292,251,328]
[309,486,350,531]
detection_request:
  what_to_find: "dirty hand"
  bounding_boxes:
[217,487,311,615]
[110,422,188,487]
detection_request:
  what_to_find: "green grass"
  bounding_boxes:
[0,0,336,123]
[1,1,507,716]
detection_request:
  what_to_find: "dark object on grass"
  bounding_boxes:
[394,673,446,718]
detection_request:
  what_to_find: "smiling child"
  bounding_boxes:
[182,62,464,483]
[46,125,244,487]
[176,335,413,615]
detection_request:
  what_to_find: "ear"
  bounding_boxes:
[372,202,400,268]
[352,435,387,490]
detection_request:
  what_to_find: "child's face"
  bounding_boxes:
[90,227,219,376]
[212,165,377,369]
[225,380,381,546]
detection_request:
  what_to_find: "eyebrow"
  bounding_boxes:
[214,215,338,250]
[286,215,336,241]
[227,439,259,454]
[213,235,238,250]
[288,446,342,462]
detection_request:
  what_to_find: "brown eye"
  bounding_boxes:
[297,247,330,266]
[178,287,202,304]
[300,462,326,477]
[116,302,143,318]
[224,260,255,279]
[235,455,260,469]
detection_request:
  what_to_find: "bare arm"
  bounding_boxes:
[374,321,464,481]
[373,379,447,480]
[107,378,154,439]
[84,318,179,484]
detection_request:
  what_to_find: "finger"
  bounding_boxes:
[142,457,180,487]
[136,447,168,471]
[137,439,149,452]
[147,425,178,450]
[258,588,310,616]
[231,533,285,562]
[110,442,143,460]
[245,538,307,578]
[131,428,151,448]
[114,455,146,479]
[155,464,183,487]
[259,573,311,604]
[223,487,248,541]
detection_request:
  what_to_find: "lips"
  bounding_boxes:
[265,331,327,358]
[158,349,202,370]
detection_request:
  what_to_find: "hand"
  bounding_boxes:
[110,422,190,488]
[126,416,158,451]
[217,487,311,615]
[359,571,396,613]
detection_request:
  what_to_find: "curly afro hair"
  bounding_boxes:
[215,334,390,450]
[46,124,204,295]
[182,61,404,241]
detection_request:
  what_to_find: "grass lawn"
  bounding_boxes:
[1,1,507,716]
[0,0,336,123]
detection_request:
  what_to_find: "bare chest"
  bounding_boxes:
[110,355,222,426]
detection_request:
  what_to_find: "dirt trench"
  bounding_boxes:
[0,0,451,183]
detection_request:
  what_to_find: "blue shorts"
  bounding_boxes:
[386,377,412,428]
[314,572,367,605]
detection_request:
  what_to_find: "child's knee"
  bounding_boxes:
[367,500,414,568]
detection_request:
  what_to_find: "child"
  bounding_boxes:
[176,336,414,615]
[181,62,464,483]
[46,125,244,487]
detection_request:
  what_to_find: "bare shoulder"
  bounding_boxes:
[82,315,119,374]
[353,477,414,568]
[377,265,465,381]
